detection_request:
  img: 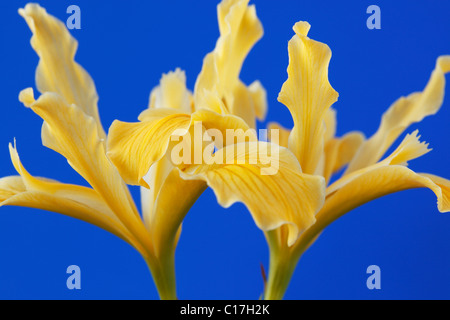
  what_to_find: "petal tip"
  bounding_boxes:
[293,21,311,37]
[18,88,35,107]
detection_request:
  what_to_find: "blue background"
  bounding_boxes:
[0,0,449,300]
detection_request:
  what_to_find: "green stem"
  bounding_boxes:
[145,253,177,300]
[263,226,324,300]
[264,249,298,300]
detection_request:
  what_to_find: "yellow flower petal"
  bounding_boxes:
[327,130,430,195]
[194,0,266,128]
[191,109,255,146]
[215,0,263,93]
[419,173,450,212]
[278,21,339,175]
[145,167,206,256]
[289,165,450,283]
[18,88,151,251]
[107,111,192,186]
[140,152,206,257]
[249,81,268,121]
[319,166,450,232]
[19,3,105,139]
[1,144,145,254]
[148,69,193,113]
[267,122,291,148]
[346,56,450,173]
[140,156,174,230]
[107,108,254,187]
[180,142,326,246]
[289,134,449,273]
[323,131,365,183]
[324,108,337,143]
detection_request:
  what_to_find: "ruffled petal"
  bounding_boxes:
[19,3,105,139]
[278,21,339,175]
[346,56,450,173]
[194,0,266,128]
[319,166,450,233]
[327,130,431,195]
[107,108,253,187]
[180,142,326,246]
[148,69,193,113]
[107,110,192,186]
[18,89,150,249]
[291,132,448,262]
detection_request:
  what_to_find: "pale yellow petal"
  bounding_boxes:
[267,122,291,149]
[419,174,450,212]
[140,155,175,230]
[146,168,206,257]
[324,108,337,143]
[148,69,193,113]
[191,109,255,147]
[139,145,207,258]
[19,89,150,251]
[293,131,446,255]
[194,85,229,115]
[226,81,258,129]
[19,3,105,139]
[249,81,268,121]
[290,165,450,267]
[1,145,145,254]
[346,56,450,173]
[278,21,339,175]
[327,130,430,195]
[323,131,365,183]
[322,167,450,230]
[194,0,265,127]
[107,108,253,187]
[138,107,188,122]
[180,142,326,246]
[215,0,263,93]
[107,112,192,187]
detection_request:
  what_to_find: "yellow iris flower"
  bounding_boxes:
[263,23,450,299]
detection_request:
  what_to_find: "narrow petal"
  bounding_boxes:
[148,69,193,113]
[323,131,365,183]
[291,165,450,270]
[180,142,326,246]
[346,56,450,173]
[194,0,266,127]
[19,3,105,139]
[327,130,431,195]
[1,145,145,253]
[249,81,268,121]
[19,89,150,250]
[291,132,448,260]
[215,0,263,93]
[319,166,450,231]
[278,21,339,175]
